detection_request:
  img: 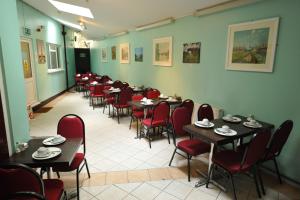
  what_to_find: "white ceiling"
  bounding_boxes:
[24,0,234,40]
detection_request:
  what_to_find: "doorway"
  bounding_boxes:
[75,48,91,74]
[20,38,38,106]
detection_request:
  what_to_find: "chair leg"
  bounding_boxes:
[229,173,237,200]
[187,154,191,182]
[273,158,282,184]
[76,169,80,200]
[169,147,177,166]
[103,103,106,113]
[136,119,139,138]
[257,164,265,195]
[85,158,91,178]
[117,108,120,124]
[146,129,151,148]
[56,171,60,178]
[129,116,133,129]
[253,166,262,198]
[167,128,170,144]
[206,163,214,188]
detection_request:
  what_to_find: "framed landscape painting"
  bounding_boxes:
[153,36,172,66]
[135,47,143,62]
[101,47,108,62]
[183,42,201,63]
[120,43,130,64]
[225,17,279,72]
[111,46,116,60]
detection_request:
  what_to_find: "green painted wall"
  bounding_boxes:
[17,1,76,101]
[0,0,30,148]
[91,0,300,182]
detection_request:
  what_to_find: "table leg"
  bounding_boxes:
[134,107,148,139]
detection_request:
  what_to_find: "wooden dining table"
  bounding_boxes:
[4,137,82,178]
[183,115,274,188]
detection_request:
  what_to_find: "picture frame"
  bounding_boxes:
[36,39,46,64]
[134,47,143,62]
[100,47,108,62]
[111,46,116,60]
[120,43,130,64]
[153,36,172,66]
[225,17,279,72]
[183,42,201,63]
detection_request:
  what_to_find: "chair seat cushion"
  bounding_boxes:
[44,179,64,200]
[177,139,210,156]
[142,118,166,127]
[53,153,84,172]
[105,97,115,104]
[213,150,249,173]
[113,104,130,108]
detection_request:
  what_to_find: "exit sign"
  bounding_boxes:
[23,27,31,36]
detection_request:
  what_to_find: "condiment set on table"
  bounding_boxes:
[32,135,66,160]
[194,114,263,136]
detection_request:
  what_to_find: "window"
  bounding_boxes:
[47,43,62,72]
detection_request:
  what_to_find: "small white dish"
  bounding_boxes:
[243,121,262,128]
[141,101,153,105]
[195,121,214,128]
[222,116,242,123]
[167,98,177,102]
[32,147,62,160]
[214,128,237,136]
[43,135,66,146]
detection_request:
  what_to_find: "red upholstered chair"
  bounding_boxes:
[52,114,90,200]
[112,87,133,124]
[180,99,194,122]
[129,94,144,137]
[121,82,129,88]
[207,130,272,200]
[198,103,214,121]
[146,89,160,99]
[75,74,82,92]
[100,75,111,84]
[141,101,170,148]
[169,107,210,181]
[90,84,105,109]
[0,163,65,200]
[112,80,123,88]
[103,85,115,115]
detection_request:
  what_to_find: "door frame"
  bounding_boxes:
[0,38,12,156]
[20,37,38,106]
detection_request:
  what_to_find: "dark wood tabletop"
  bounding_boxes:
[103,89,121,95]
[128,98,182,109]
[184,115,274,145]
[5,137,82,168]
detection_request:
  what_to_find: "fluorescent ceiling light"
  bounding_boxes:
[136,18,174,31]
[56,19,83,31]
[48,0,94,19]
[110,31,128,37]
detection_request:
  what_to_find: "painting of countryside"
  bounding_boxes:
[155,42,169,62]
[232,27,269,64]
[135,47,143,62]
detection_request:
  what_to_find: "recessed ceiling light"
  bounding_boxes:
[48,0,94,19]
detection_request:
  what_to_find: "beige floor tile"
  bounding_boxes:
[168,166,188,179]
[128,169,150,182]
[106,171,128,184]
[81,172,106,187]
[148,168,172,181]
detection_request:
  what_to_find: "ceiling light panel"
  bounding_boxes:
[48,0,94,19]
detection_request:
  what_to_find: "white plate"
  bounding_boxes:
[167,98,177,102]
[43,136,66,146]
[214,128,237,136]
[195,121,214,128]
[32,147,62,160]
[243,122,262,128]
[222,116,241,123]
[141,102,153,105]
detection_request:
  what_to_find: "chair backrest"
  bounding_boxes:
[180,99,194,123]
[147,89,160,99]
[131,94,144,111]
[241,130,271,170]
[118,87,133,105]
[0,163,45,200]
[198,103,214,121]
[151,101,170,125]
[57,114,86,153]
[265,120,293,158]
[121,82,129,88]
[142,87,153,97]
[112,80,122,88]
[93,84,104,95]
[171,107,190,141]
[100,75,111,83]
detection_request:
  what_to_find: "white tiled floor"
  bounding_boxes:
[30,91,298,200]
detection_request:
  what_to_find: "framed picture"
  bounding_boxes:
[135,47,143,62]
[36,39,46,64]
[183,42,201,63]
[111,46,116,60]
[101,47,108,62]
[225,17,279,72]
[153,36,172,66]
[120,43,130,64]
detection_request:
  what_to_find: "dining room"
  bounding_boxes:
[0,0,300,200]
